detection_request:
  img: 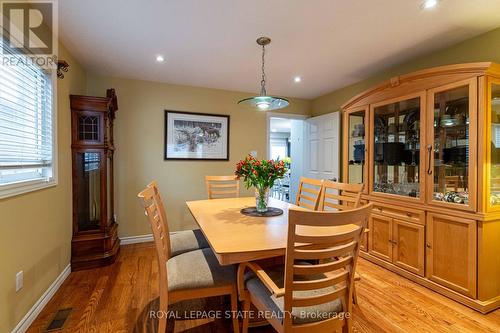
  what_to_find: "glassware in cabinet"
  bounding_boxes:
[427,80,476,210]
[372,97,422,198]
[489,83,500,207]
[346,109,366,185]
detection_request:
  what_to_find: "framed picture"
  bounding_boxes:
[164,110,230,160]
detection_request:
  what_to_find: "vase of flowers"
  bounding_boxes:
[235,155,288,213]
[254,186,270,213]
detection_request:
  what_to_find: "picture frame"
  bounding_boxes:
[164,110,230,160]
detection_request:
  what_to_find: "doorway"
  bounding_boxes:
[267,111,341,203]
[267,113,306,203]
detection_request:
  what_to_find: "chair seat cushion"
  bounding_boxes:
[245,265,343,325]
[167,248,235,292]
[170,229,210,257]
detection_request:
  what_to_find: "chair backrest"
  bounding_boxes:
[138,183,171,332]
[295,177,323,210]
[205,175,240,199]
[138,183,171,264]
[283,203,372,330]
[147,181,169,229]
[318,181,363,211]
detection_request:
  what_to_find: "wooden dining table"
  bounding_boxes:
[186,197,358,266]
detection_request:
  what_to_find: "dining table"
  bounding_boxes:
[186,196,358,266]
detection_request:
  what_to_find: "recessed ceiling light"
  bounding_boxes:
[156,55,165,63]
[422,0,438,9]
[294,76,302,83]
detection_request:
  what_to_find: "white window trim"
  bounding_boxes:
[0,69,58,200]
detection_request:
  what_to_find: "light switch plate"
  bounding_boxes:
[16,271,23,292]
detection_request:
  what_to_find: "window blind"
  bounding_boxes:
[0,42,54,186]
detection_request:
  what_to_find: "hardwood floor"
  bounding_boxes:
[27,243,500,332]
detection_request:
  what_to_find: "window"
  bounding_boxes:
[270,138,289,161]
[0,43,56,198]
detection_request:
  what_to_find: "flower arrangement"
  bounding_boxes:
[235,155,288,212]
[235,155,288,189]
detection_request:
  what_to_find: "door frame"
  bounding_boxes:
[267,113,308,202]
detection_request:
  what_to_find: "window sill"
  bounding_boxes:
[0,178,57,200]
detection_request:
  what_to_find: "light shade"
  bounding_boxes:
[238,95,289,111]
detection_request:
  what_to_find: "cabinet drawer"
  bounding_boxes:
[372,204,423,225]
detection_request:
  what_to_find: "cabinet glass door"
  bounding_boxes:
[427,79,476,210]
[75,151,103,231]
[489,82,500,209]
[345,108,367,189]
[372,96,422,199]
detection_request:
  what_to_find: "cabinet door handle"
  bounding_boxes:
[426,243,432,249]
[426,145,433,175]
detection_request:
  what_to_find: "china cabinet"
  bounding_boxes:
[70,89,120,271]
[342,62,500,313]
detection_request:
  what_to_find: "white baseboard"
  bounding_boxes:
[120,234,153,245]
[12,264,71,333]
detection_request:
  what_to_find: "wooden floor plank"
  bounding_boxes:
[26,243,500,332]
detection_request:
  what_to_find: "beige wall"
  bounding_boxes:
[0,44,87,332]
[86,75,311,236]
[4,24,500,333]
[312,27,500,115]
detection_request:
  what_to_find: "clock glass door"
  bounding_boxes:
[75,151,103,231]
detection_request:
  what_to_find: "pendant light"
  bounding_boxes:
[238,37,289,111]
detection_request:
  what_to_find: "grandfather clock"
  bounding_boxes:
[70,89,120,271]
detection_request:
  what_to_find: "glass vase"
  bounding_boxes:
[255,186,270,213]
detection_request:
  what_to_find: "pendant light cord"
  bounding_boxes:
[260,44,267,96]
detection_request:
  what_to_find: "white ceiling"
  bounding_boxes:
[59,0,500,99]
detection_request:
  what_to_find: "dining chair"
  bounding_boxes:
[318,181,363,211]
[147,181,210,257]
[318,181,364,304]
[295,177,324,210]
[205,175,240,199]
[237,203,372,333]
[138,186,240,333]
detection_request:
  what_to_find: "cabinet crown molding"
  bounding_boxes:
[342,62,500,110]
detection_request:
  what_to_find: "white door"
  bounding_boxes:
[305,112,340,182]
